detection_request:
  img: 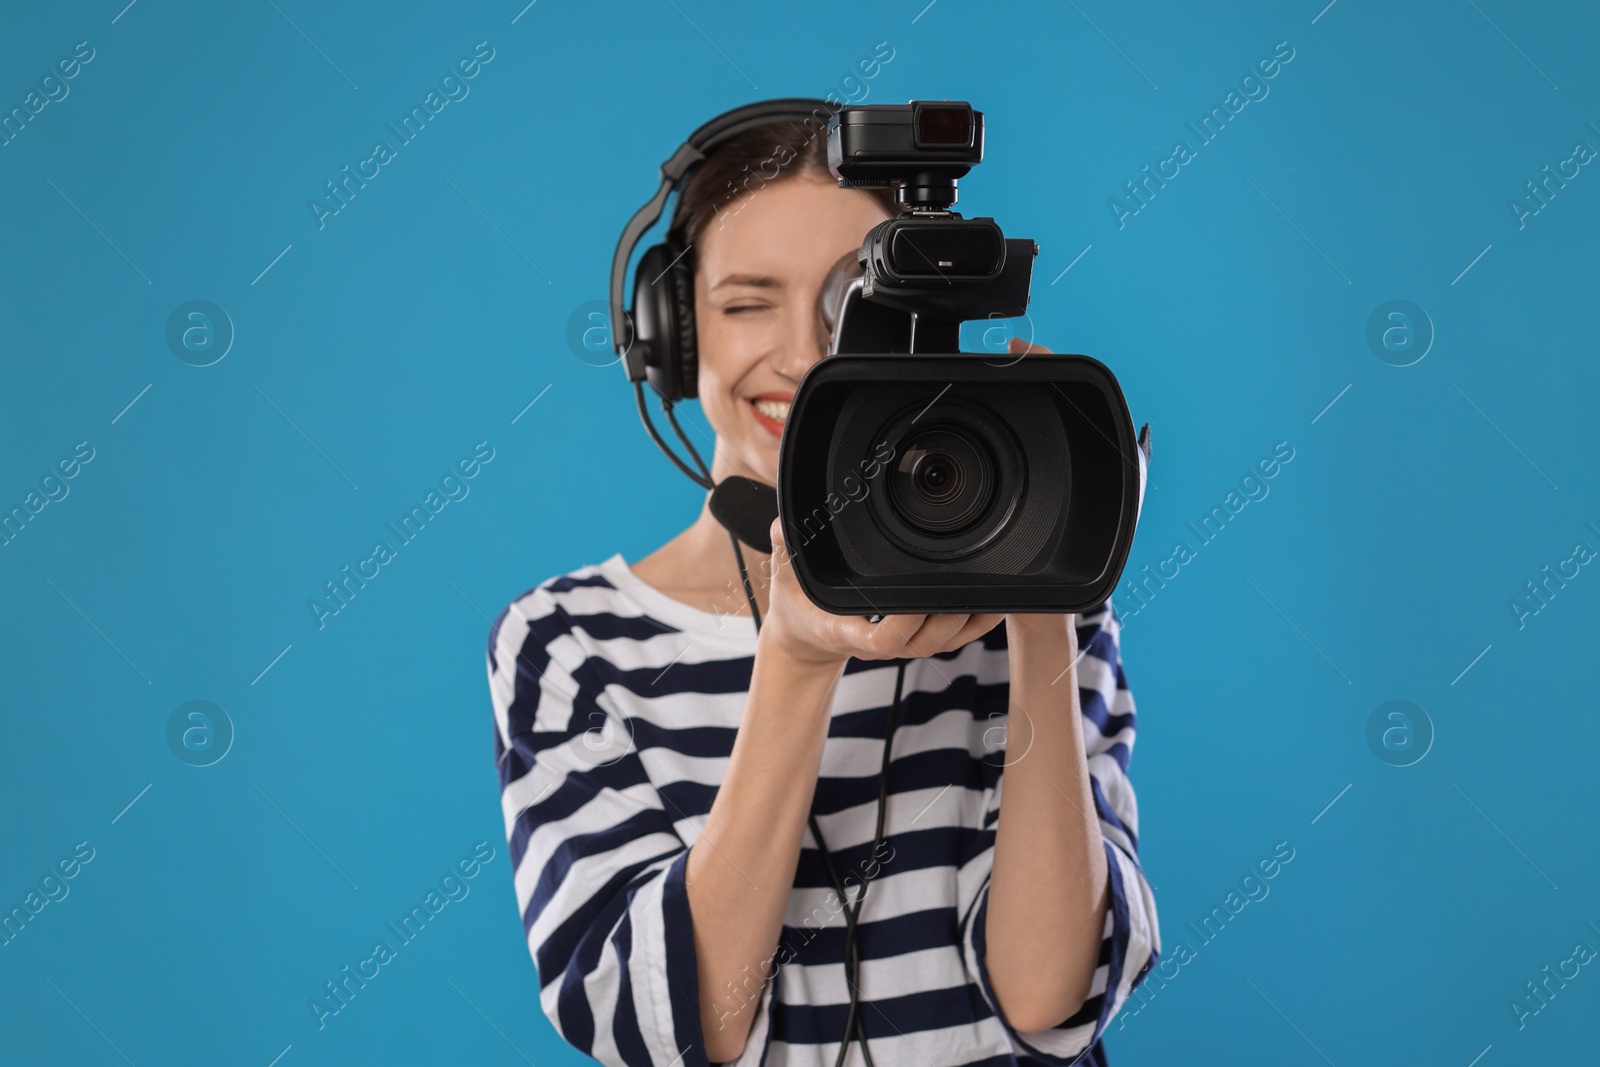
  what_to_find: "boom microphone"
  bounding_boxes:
[709,476,779,555]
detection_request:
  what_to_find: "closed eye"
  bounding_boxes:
[723,305,770,315]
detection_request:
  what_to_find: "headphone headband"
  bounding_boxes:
[608,97,838,377]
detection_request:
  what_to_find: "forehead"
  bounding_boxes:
[696,175,888,281]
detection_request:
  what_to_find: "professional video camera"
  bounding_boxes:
[772,101,1150,615]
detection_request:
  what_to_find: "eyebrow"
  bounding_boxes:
[710,273,784,292]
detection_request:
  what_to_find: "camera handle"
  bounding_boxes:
[829,231,1038,356]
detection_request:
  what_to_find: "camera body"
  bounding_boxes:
[777,101,1147,615]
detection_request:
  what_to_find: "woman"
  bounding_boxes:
[487,106,1159,1067]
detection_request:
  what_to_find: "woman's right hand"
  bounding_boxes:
[759,517,1006,671]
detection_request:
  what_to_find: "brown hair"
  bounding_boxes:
[667,114,898,271]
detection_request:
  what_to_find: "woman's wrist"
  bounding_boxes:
[755,624,850,682]
[1004,613,1074,653]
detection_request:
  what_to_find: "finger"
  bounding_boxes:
[768,518,792,571]
[934,613,1006,653]
[902,612,974,656]
[1006,336,1054,356]
[849,612,926,658]
[875,613,928,657]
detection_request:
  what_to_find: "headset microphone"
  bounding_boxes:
[707,476,780,555]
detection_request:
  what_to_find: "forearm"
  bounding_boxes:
[984,615,1109,1033]
[687,639,844,1060]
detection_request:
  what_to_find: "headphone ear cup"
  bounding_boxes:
[631,241,698,402]
[632,243,678,402]
[665,240,698,401]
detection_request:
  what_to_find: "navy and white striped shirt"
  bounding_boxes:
[487,553,1159,1067]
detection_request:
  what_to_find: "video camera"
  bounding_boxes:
[775,101,1149,615]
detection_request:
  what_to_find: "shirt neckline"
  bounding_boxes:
[597,553,758,643]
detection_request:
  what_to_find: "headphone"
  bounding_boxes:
[608,97,839,488]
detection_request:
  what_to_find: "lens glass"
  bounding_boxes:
[914,452,960,502]
[889,427,993,534]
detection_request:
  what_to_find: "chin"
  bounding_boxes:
[738,445,779,488]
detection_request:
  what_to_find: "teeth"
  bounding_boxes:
[753,399,790,423]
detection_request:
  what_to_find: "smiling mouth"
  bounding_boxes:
[748,398,790,439]
[752,398,790,424]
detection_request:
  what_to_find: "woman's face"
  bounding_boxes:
[692,171,892,487]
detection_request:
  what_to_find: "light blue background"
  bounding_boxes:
[2,1,1597,1064]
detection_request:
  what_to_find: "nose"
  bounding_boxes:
[773,291,829,383]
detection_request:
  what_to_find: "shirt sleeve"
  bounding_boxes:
[488,587,710,1067]
[955,603,1161,1063]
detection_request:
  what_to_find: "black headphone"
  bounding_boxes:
[608,97,837,488]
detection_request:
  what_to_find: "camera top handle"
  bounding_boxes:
[827,101,1036,355]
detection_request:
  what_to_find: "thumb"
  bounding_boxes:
[769,518,802,572]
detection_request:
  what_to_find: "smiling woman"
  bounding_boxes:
[488,101,1159,1067]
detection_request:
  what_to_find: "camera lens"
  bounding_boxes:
[912,452,961,503]
[851,394,1027,564]
[889,428,993,535]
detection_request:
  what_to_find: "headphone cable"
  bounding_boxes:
[730,536,905,1067]
[634,382,713,490]
[812,660,904,1067]
[729,529,763,632]
[663,395,713,484]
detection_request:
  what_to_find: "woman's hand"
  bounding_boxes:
[761,518,1006,671]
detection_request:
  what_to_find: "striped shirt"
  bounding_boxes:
[487,553,1160,1067]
